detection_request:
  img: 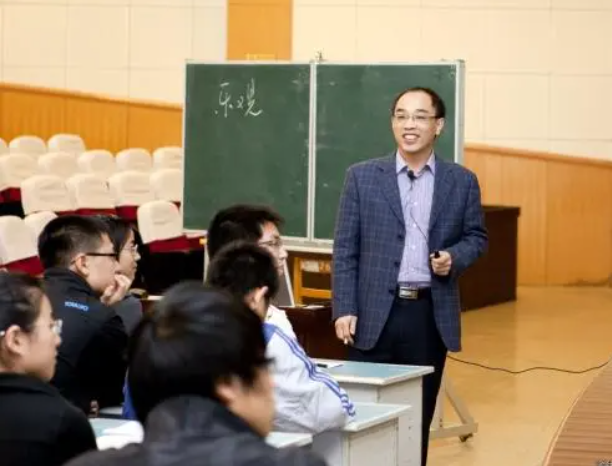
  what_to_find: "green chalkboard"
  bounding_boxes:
[313,63,462,240]
[182,63,311,237]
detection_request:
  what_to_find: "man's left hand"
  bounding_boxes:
[430,251,452,276]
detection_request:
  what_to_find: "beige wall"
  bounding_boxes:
[292,0,612,161]
[0,0,227,103]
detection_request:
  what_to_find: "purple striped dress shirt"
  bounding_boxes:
[396,151,436,286]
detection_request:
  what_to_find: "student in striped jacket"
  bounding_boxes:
[207,241,355,433]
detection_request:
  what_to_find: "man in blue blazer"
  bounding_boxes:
[332,87,488,465]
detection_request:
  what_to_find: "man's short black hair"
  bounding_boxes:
[207,242,280,305]
[127,281,269,422]
[206,205,283,260]
[391,87,446,119]
[38,215,111,269]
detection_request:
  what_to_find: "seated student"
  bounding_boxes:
[207,242,355,433]
[206,204,295,338]
[0,272,97,466]
[65,282,327,466]
[96,215,142,335]
[38,215,129,413]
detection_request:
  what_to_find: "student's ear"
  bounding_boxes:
[245,287,269,319]
[215,376,241,405]
[1,325,28,358]
[70,253,90,277]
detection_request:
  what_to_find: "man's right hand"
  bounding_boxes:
[335,315,357,346]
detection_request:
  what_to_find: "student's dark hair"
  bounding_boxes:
[207,241,280,304]
[94,215,133,254]
[38,215,110,269]
[127,281,269,422]
[0,272,46,337]
[390,87,446,119]
[206,204,283,260]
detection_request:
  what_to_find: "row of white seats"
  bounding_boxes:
[0,200,191,273]
[0,134,86,155]
[1,157,182,208]
[0,148,182,178]
[1,135,182,164]
[14,170,182,216]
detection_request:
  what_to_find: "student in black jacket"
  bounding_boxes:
[0,272,97,466]
[38,215,130,413]
[65,282,327,466]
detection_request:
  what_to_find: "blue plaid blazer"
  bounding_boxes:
[332,154,488,352]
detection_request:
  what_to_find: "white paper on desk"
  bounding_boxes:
[103,421,144,441]
[97,434,140,450]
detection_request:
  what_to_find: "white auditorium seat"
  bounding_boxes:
[107,171,154,221]
[137,200,193,253]
[0,216,43,275]
[9,135,46,157]
[21,174,75,215]
[149,168,182,205]
[116,148,152,173]
[24,211,57,243]
[152,146,183,170]
[47,134,86,154]
[0,154,38,203]
[77,150,116,180]
[38,152,79,179]
[66,174,116,216]
[0,138,8,156]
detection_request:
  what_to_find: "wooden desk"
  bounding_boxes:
[318,359,433,466]
[458,205,520,310]
[312,402,410,466]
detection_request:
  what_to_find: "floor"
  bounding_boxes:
[428,286,612,466]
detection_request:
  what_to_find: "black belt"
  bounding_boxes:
[396,285,432,300]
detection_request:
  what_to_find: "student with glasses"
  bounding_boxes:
[205,204,295,338]
[96,215,142,335]
[38,215,129,414]
[0,272,97,466]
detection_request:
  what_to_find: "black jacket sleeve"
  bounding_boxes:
[55,406,98,465]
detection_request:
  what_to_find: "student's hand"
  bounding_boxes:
[101,273,132,306]
[335,315,357,345]
[89,400,99,418]
[430,251,452,276]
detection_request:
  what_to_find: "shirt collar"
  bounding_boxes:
[395,150,436,176]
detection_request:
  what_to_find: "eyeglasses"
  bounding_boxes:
[392,113,438,125]
[259,238,284,250]
[0,319,63,338]
[123,244,139,256]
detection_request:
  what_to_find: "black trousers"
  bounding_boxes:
[348,295,447,466]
